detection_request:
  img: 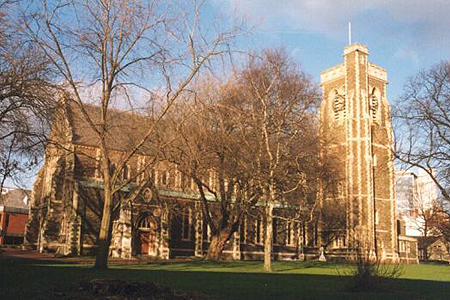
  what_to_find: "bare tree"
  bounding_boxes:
[0,0,55,191]
[416,207,441,260]
[320,198,346,249]
[435,210,450,257]
[395,61,450,202]
[395,61,450,217]
[166,49,319,263]
[238,49,319,271]
[165,79,262,260]
[395,61,450,257]
[22,0,245,269]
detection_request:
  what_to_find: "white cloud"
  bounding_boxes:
[393,47,420,67]
[220,0,450,44]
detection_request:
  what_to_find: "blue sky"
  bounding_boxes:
[6,0,450,189]
[211,0,450,105]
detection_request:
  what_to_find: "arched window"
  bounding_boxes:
[122,164,129,181]
[161,171,167,186]
[137,214,156,230]
[110,162,116,175]
[95,148,103,179]
[96,158,103,179]
[330,89,346,122]
[137,215,151,229]
[369,87,381,124]
[181,207,192,241]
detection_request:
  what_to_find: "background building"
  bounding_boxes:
[0,187,30,245]
[395,169,448,261]
[396,169,437,236]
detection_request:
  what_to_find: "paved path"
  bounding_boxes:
[0,247,57,260]
[0,247,154,265]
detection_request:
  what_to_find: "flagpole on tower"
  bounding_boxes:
[348,22,352,45]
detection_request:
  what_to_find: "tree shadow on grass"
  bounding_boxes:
[1,259,450,300]
[273,260,346,272]
[149,260,343,273]
[132,260,271,274]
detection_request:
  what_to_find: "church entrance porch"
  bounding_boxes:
[136,214,158,256]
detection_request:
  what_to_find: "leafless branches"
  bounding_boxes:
[166,49,320,264]
[239,49,319,271]
[395,61,450,204]
[21,0,246,268]
[395,61,450,255]
[0,0,56,191]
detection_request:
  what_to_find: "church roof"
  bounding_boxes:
[63,101,159,153]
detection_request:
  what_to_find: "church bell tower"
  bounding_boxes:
[319,43,398,260]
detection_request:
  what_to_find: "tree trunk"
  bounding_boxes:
[94,153,113,269]
[94,186,112,269]
[264,201,274,272]
[206,230,231,260]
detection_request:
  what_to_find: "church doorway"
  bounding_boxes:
[136,214,158,256]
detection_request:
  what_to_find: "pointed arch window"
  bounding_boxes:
[122,164,129,181]
[330,89,346,122]
[181,207,192,241]
[369,87,381,124]
[137,214,156,231]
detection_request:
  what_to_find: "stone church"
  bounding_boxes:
[24,43,418,262]
[23,95,308,260]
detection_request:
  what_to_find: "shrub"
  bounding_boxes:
[346,248,403,293]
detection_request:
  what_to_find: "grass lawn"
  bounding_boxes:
[1,257,450,299]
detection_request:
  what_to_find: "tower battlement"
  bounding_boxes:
[343,42,369,55]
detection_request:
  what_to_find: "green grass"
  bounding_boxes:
[1,258,450,299]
